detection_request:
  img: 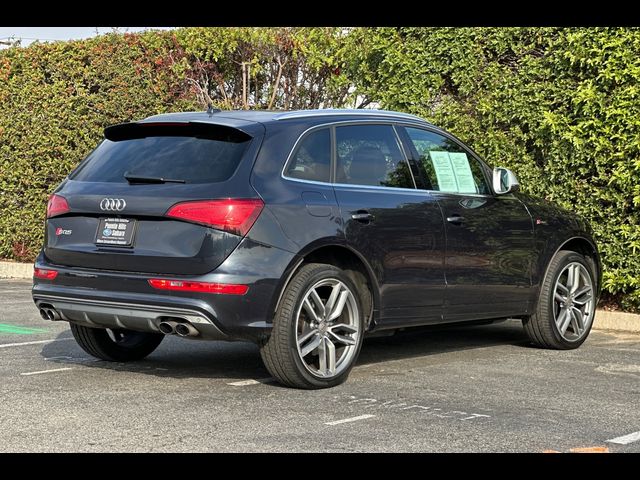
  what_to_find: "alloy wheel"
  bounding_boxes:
[553,262,595,341]
[294,278,360,378]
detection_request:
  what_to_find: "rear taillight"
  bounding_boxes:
[165,198,264,236]
[34,267,58,280]
[46,194,70,218]
[148,279,248,295]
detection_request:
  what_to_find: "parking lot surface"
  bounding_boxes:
[1,279,638,452]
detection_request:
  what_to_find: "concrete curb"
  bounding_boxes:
[0,259,638,332]
[594,310,640,333]
[0,261,32,279]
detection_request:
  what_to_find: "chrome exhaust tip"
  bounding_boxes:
[175,322,199,337]
[40,307,60,321]
[158,321,177,335]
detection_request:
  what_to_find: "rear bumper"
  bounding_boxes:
[32,238,300,342]
[33,288,229,340]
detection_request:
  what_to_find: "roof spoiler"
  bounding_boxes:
[104,121,252,143]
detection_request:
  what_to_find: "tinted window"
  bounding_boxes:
[405,127,490,195]
[284,128,331,182]
[336,125,414,189]
[72,135,249,184]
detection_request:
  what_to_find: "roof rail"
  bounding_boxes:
[272,109,428,123]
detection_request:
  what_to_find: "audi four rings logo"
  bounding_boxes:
[100,198,127,211]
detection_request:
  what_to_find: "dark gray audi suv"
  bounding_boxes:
[32,109,601,389]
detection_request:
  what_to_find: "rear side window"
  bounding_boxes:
[71,125,251,184]
[284,128,331,183]
[335,125,414,189]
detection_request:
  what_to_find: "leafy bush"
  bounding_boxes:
[0,27,349,262]
[174,27,352,109]
[0,31,194,262]
[344,27,640,311]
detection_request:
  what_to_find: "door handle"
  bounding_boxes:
[351,211,374,223]
[446,215,465,225]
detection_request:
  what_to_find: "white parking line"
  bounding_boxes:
[226,378,275,386]
[607,431,640,445]
[604,347,640,353]
[325,414,376,426]
[0,338,73,349]
[20,367,74,376]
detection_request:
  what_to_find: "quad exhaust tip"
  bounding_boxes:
[39,307,60,321]
[158,319,200,337]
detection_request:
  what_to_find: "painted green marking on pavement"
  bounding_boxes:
[0,323,48,335]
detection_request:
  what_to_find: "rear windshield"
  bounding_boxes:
[71,125,251,184]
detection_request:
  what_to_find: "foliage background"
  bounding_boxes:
[1,27,638,311]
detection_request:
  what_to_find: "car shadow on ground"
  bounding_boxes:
[40,320,531,382]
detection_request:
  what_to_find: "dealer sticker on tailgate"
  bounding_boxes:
[95,218,136,247]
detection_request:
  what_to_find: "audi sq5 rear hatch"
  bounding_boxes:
[44,121,264,275]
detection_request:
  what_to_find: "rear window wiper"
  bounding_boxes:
[124,173,186,184]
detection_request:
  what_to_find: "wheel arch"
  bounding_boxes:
[270,242,380,330]
[541,236,602,300]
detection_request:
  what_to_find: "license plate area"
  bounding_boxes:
[95,218,136,247]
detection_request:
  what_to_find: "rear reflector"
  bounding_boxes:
[34,268,58,280]
[46,194,70,218]
[148,279,248,295]
[165,198,264,236]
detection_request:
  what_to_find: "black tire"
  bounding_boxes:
[70,324,164,361]
[260,263,366,389]
[523,250,597,350]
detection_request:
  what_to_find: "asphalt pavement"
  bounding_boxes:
[1,279,638,452]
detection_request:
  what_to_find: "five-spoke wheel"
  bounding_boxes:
[524,250,597,349]
[295,278,360,378]
[553,262,595,341]
[260,263,365,389]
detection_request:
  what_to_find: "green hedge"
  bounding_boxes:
[0,30,196,263]
[1,27,639,311]
[344,27,640,311]
[0,27,348,260]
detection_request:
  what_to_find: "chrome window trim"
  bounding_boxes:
[281,120,424,190]
[427,190,500,200]
[280,119,496,199]
[281,173,499,199]
[278,175,430,195]
[332,182,432,196]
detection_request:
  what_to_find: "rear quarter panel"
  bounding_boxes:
[249,120,345,252]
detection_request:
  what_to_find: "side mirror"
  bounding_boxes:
[493,167,520,195]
